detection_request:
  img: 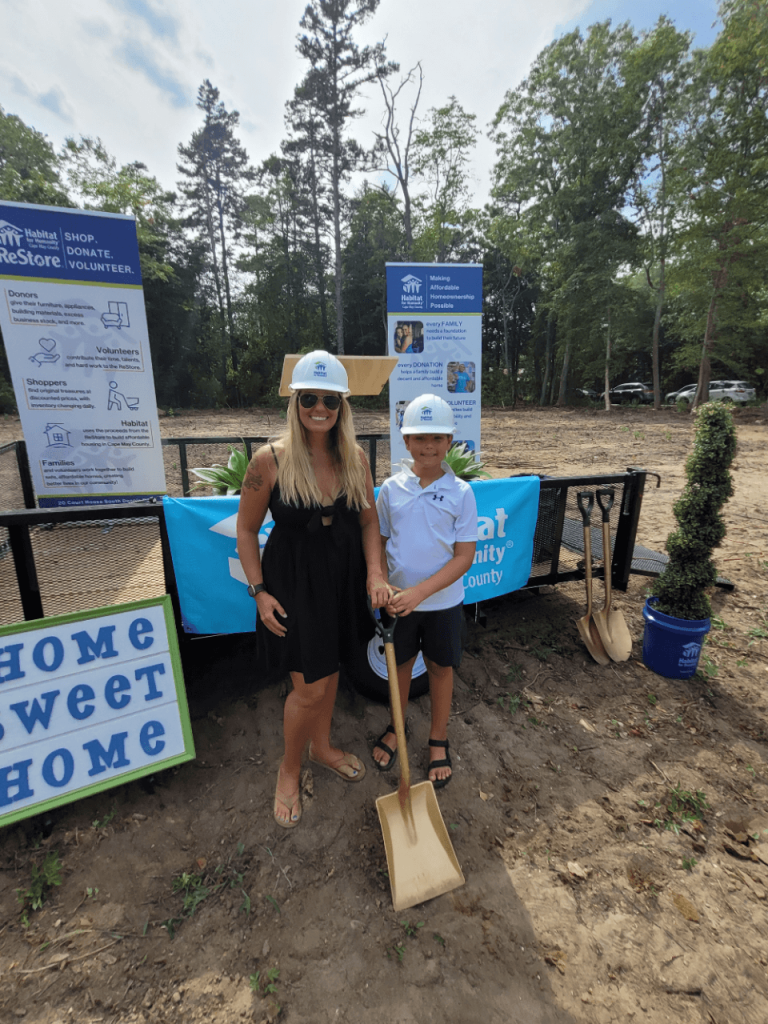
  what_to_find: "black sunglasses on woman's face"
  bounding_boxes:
[298,393,341,411]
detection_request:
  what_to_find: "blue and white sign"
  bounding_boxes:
[0,596,194,828]
[386,263,483,471]
[163,475,540,635]
[0,200,166,507]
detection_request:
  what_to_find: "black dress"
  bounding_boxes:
[256,480,374,685]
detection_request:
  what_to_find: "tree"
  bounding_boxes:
[0,105,70,207]
[177,81,254,396]
[625,18,692,408]
[411,96,478,262]
[673,0,768,410]
[373,63,423,256]
[297,0,395,353]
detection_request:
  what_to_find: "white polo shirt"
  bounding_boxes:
[377,460,478,611]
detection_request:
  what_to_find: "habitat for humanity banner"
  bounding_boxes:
[386,263,482,471]
[163,475,539,635]
[0,200,166,507]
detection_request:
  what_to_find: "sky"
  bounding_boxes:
[0,0,722,206]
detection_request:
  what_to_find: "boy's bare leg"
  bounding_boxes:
[424,656,453,784]
[372,655,416,768]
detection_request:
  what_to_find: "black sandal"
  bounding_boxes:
[372,724,398,772]
[372,720,410,773]
[427,738,452,789]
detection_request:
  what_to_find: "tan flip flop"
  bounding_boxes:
[308,745,366,782]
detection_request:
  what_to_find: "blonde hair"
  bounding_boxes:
[273,392,369,510]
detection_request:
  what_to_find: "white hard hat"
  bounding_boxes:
[401,393,455,435]
[289,350,349,393]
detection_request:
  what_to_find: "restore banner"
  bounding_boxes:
[385,263,483,472]
[0,596,194,829]
[163,475,540,635]
[0,200,166,507]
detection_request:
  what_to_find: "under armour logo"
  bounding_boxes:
[432,494,444,502]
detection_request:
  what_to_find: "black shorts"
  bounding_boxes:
[393,602,466,669]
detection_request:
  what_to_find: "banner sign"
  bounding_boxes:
[385,263,483,472]
[163,475,540,634]
[0,200,166,507]
[0,596,194,828]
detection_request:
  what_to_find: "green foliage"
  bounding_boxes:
[189,443,249,495]
[444,442,490,481]
[651,403,736,620]
[16,851,62,926]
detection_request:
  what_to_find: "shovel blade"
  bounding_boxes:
[376,781,465,912]
[593,609,632,662]
[575,615,610,665]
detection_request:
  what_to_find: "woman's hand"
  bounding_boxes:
[367,572,392,610]
[255,591,288,637]
[386,586,422,617]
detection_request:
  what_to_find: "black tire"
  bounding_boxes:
[342,636,429,704]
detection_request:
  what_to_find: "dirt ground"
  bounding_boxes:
[1,402,768,1024]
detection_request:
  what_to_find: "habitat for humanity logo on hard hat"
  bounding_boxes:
[400,271,425,310]
[312,359,327,378]
[420,405,433,421]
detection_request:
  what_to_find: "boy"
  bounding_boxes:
[372,394,478,788]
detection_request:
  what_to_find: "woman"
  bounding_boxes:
[237,351,390,828]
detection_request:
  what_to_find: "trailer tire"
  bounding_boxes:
[342,636,429,704]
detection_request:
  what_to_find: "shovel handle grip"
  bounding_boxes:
[596,486,615,522]
[367,595,398,644]
[577,490,594,524]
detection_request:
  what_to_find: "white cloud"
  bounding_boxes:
[0,0,713,206]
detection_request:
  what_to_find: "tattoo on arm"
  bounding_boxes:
[243,466,264,492]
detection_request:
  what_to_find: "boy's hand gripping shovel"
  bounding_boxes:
[575,491,610,665]
[369,602,465,912]
[592,487,632,662]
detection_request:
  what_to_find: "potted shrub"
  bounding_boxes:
[642,402,737,678]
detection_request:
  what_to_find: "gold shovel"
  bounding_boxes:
[370,605,465,913]
[575,491,610,665]
[592,487,632,662]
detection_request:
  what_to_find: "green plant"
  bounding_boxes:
[250,968,281,1014]
[647,693,657,706]
[16,851,62,926]
[651,403,737,620]
[388,941,407,963]
[92,807,116,829]
[634,430,645,440]
[401,919,424,938]
[433,932,446,947]
[172,871,210,917]
[445,442,490,481]
[497,692,523,714]
[682,856,697,872]
[189,442,249,495]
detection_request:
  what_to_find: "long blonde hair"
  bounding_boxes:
[274,392,369,510]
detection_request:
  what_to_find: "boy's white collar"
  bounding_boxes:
[400,458,456,480]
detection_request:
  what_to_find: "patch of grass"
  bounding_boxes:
[647,693,657,706]
[497,691,524,714]
[656,784,710,835]
[506,663,524,684]
[172,871,211,917]
[250,968,281,1016]
[91,806,117,829]
[401,919,424,938]
[682,856,697,872]
[16,851,62,927]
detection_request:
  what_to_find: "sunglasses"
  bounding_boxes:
[298,393,342,411]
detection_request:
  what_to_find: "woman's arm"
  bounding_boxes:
[358,449,390,609]
[386,541,476,617]
[236,447,287,637]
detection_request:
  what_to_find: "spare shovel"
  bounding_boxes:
[370,605,465,912]
[592,487,632,662]
[575,491,610,665]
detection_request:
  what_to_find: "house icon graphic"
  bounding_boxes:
[401,274,422,294]
[0,220,23,246]
[44,423,72,448]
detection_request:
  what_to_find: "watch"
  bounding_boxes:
[247,583,268,598]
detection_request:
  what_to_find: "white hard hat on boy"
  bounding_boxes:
[401,393,455,435]
[290,350,349,393]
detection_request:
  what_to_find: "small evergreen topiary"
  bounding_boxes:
[651,402,737,621]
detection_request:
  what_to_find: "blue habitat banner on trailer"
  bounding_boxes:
[163,476,540,635]
[0,200,166,507]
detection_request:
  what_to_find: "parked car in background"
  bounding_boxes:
[665,384,696,404]
[575,387,598,399]
[667,381,756,406]
[601,382,654,404]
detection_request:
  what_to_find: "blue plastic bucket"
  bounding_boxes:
[642,598,710,679]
